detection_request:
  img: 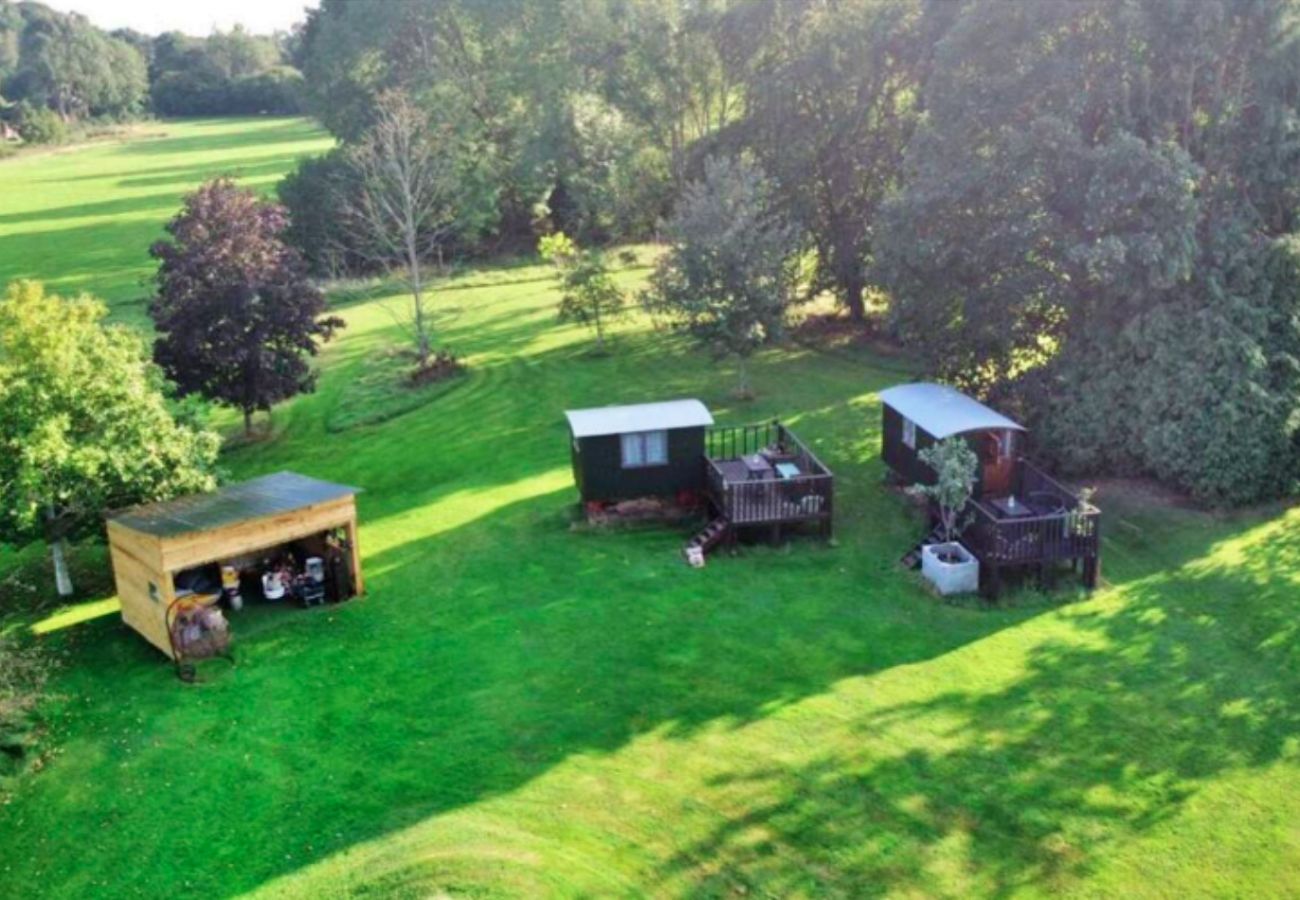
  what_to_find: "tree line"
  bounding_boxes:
[0,0,303,144]
[280,0,1300,506]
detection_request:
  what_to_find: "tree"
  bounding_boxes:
[539,232,626,352]
[733,0,938,322]
[908,437,979,544]
[5,6,146,120]
[642,156,800,398]
[0,281,219,596]
[14,100,65,144]
[277,147,371,277]
[147,28,300,116]
[876,0,1300,504]
[295,0,711,249]
[342,90,461,367]
[150,178,344,435]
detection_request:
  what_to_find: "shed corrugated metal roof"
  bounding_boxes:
[108,471,360,538]
[565,399,714,438]
[878,383,1025,439]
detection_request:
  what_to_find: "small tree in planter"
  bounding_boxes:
[908,437,981,594]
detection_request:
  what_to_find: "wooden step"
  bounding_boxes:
[901,525,946,570]
[685,516,732,561]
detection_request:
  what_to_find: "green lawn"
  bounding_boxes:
[0,118,332,324]
[2,121,1300,898]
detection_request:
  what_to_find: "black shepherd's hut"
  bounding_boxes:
[880,382,1102,595]
[878,383,1026,498]
[565,399,714,503]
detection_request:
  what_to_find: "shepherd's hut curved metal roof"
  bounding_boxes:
[565,399,714,438]
[878,383,1025,440]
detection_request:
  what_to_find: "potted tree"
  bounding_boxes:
[909,437,981,595]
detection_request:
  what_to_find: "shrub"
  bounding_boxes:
[278,148,371,277]
[150,70,227,116]
[540,232,625,352]
[227,67,303,115]
[15,102,66,144]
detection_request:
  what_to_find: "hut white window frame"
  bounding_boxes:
[621,430,668,468]
[902,417,917,449]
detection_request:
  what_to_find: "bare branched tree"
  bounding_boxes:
[342,90,459,366]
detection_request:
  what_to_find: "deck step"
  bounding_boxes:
[901,525,946,570]
[684,516,732,564]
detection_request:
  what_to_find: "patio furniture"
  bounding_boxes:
[989,496,1034,519]
[742,453,774,480]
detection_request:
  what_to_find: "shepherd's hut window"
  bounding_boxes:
[621,430,668,468]
[902,417,917,449]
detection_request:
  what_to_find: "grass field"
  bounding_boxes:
[2,120,1300,898]
[0,118,332,324]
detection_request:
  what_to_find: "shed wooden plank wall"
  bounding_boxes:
[881,405,938,487]
[107,521,174,657]
[158,497,356,572]
[881,405,1006,497]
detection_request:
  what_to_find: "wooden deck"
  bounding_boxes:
[704,422,834,537]
[962,458,1101,594]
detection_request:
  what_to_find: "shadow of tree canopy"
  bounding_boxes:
[115,118,324,157]
[654,510,1300,895]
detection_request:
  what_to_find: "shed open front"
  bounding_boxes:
[106,472,363,661]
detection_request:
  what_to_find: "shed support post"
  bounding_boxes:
[346,517,364,596]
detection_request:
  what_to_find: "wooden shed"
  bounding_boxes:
[565,399,714,504]
[106,471,363,659]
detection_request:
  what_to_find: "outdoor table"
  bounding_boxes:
[742,453,774,480]
[989,496,1034,519]
[775,462,801,480]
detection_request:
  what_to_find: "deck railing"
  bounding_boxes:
[704,422,834,528]
[705,422,832,476]
[706,460,834,525]
[963,459,1100,565]
[705,422,781,462]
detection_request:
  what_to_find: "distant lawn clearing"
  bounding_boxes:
[1,121,1299,898]
[0,118,332,324]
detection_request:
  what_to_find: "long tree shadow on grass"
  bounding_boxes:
[0,159,312,229]
[114,118,325,157]
[653,513,1300,895]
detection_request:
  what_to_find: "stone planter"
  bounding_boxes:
[920,541,980,596]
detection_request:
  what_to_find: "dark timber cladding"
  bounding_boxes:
[878,382,1100,596]
[565,399,714,503]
